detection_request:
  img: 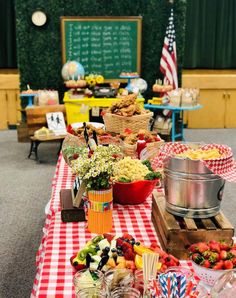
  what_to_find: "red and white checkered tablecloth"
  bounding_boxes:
[31,155,200,298]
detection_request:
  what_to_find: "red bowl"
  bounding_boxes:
[113,179,159,205]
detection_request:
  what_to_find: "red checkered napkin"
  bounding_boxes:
[201,144,236,182]
[151,142,236,182]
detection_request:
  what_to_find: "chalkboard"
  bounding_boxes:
[61,17,142,81]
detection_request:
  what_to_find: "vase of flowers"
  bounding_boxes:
[71,145,121,233]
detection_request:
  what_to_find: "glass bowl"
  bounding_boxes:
[192,260,233,286]
[103,268,134,292]
[211,270,236,297]
[110,287,141,298]
[74,269,104,293]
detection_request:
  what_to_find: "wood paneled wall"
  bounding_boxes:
[0,70,20,129]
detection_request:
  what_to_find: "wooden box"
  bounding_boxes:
[17,122,30,142]
[60,189,86,222]
[152,190,234,259]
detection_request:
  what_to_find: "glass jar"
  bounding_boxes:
[76,287,106,298]
[103,268,134,293]
[110,287,141,298]
[134,270,145,295]
[211,270,236,298]
[74,269,104,294]
[165,266,193,282]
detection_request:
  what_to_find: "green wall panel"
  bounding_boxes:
[15,0,186,99]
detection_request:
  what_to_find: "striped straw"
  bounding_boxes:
[179,274,187,298]
[159,274,168,298]
[172,273,178,298]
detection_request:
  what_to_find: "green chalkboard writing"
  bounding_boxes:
[61,17,142,81]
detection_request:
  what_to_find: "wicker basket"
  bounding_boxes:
[103,112,154,134]
[122,140,164,160]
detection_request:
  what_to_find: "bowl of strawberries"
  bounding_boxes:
[189,240,236,286]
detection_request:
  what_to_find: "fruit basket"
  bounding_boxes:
[191,261,234,286]
[189,240,236,286]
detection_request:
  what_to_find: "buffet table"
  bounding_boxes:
[31,155,200,298]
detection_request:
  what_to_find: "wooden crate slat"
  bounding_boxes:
[201,218,217,230]
[183,218,198,230]
[152,192,180,231]
[214,212,234,230]
[151,213,168,249]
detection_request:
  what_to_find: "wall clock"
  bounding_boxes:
[31,10,47,27]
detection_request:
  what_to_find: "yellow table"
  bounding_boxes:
[63,92,144,124]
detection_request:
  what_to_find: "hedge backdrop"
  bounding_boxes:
[15,0,186,99]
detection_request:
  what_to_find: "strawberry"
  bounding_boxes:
[224,260,233,270]
[229,249,236,257]
[163,256,176,267]
[209,252,220,264]
[124,248,135,261]
[191,253,204,265]
[197,242,210,254]
[232,258,236,266]
[209,242,221,253]
[168,254,180,266]
[219,250,228,260]
[150,243,161,250]
[122,233,133,241]
[121,242,133,252]
[201,259,211,268]
[103,233,114,243]
[160,264,168,272]
[116,238,124,247]
[212,260,224,270]
[188,244,199,253]
[202,250,211,259]
[219,241,231,251]
[70,254,77,266]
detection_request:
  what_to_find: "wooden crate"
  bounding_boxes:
[152,190,234,259]
[16,122,30,142]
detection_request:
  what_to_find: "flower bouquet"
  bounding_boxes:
[71,145,122,233]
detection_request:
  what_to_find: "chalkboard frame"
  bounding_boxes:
[60,16,142,82]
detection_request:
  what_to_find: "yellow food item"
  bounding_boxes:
[135,254,143,269]
[135,254,162,270]
[133,244,153,256]
[176,148,222,160]
[113,157,150,182]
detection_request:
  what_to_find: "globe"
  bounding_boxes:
[61,61,85,80]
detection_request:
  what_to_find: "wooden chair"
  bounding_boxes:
[26,105,66,162]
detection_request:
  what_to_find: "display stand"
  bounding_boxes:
[20,93,38,107]
[119,75,139,92]
[145,103,203,141]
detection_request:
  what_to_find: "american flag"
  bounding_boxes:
[160,8,178,89]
